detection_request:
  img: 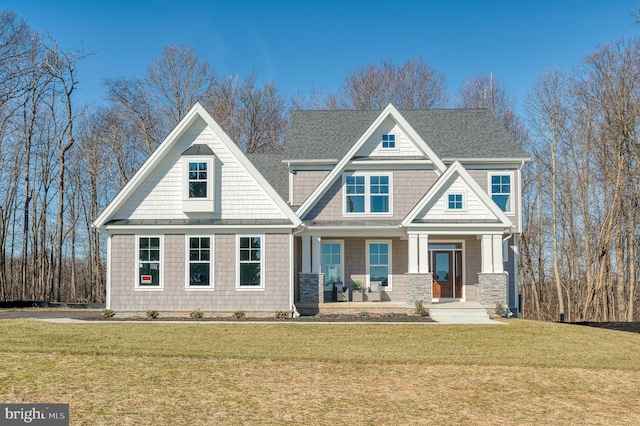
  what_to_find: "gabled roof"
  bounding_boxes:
[284,107,529,161]
[294,104,448,218]
[402,161,512,229]
[94,103,301,229]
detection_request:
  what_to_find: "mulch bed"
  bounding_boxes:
[91,312,435,323]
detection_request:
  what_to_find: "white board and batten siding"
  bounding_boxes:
[116,117,288,221]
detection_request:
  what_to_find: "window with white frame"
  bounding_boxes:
[188,162,208,198]
[447,193,464,210]
[238,236,263,288]
[381,133,396,149]
[181,145,215,213]
[187,236,212,287]
[489,173,513,213]
[367,241,391,288]
[321,241,343,290]
[138,237,161,288]
[344,173,392,214]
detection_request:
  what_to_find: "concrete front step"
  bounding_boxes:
[428,306,497,324]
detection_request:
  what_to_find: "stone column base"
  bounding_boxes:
[299,273,324,304]
[478,273,507,306]
[406,273,433,307]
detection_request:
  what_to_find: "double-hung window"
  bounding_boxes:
[182,144,215,212]
[187,236,212,288]
[321,241,343,290]
[344,173,392,214]
[367,240,391,288]
[238,236,263,289]
[138,237,162,288]
[489,173,513,213]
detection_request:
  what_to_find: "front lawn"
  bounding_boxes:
[1,319,638,425]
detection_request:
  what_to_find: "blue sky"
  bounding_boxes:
[4,1,639,112]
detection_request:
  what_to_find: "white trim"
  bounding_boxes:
[185,234,215,290]
[320,240,344,290]
[342,172,393,216]
[135,235,164,290]
[296,103,446,219]
[236,234,265,291]
[488,171,515,215]
[366,239,392,290]
[106,235,112,309]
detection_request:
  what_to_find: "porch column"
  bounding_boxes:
[492,234,504,273]
[418,234,429,273]
[408,234,419,273]
[481,234,493,273]
[301,235,311,273]
[311,235,321,274]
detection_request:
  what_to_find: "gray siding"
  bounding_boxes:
[304,169,439,221]
[109,232,291,312]
[292,170,329,206]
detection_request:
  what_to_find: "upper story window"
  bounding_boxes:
[489,173,513,214]
[344,173,392,215]
[182,144,215,213]
[447,193,464,210]
[381,133,396,149]
[188,162,208,198]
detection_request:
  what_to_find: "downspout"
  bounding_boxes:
[289,232,299,317]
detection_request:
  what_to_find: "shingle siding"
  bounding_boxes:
[108,232,291,312]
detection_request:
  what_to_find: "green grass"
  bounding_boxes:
[1,319,639,425]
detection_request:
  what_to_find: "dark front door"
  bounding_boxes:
[432,251,453,298]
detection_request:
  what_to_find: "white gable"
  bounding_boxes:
[417,175,497,221]
[116,118,287,221]
[95,103,300,228]
[354,117,424,158]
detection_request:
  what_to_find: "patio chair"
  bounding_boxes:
[367,282,382,302]
[334,282,349,302]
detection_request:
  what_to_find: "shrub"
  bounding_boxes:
[146,309,159,319]
[190,309,204,319]
[274,310,290,320]
[414,300,429,317]
[232,310,245,319]
[358,311,369,317]
[494,302,506,317]
[101,309,115,319]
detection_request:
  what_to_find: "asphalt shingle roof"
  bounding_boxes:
[248,108,529,200]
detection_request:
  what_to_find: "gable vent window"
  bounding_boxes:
[381,133,396,149]
[447,193,464,210]
[182,144,215,213]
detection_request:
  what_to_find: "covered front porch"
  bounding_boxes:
[294,230,509,314]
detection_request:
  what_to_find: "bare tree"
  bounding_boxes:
[329,57,449,110]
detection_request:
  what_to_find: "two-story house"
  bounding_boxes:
[94,103,528,317]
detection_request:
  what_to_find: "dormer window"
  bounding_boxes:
[182,144,215,213]
[381,133,396,149]
[188,162,208,198]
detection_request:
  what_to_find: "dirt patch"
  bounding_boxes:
[93,312,435,323]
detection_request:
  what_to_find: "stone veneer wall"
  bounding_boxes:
[406,273,433,307]
[299,273,324,304]
[478,273,507,306]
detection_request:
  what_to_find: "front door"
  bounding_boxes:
[431,249,463,299]
[432,251,453,298]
